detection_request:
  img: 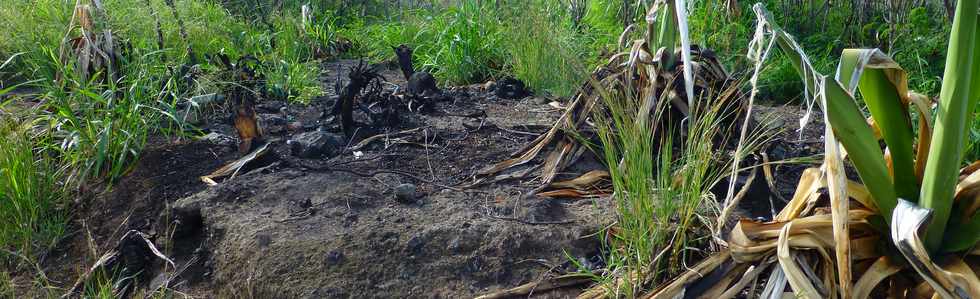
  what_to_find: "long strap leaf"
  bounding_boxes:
[838,49,918,201]
[921,0,980,251]
[752,4,898,222]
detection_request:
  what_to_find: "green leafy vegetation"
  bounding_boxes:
[341,0,625,96]
[0,112,68,267]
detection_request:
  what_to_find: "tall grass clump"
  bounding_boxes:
[414,0,505,85]
[255,14,323,104]
[0,114,68,266]
[344,0,506,85]
[683,0,951,103]
[344,0,616,94]
[590,84,754,295]
[504,2,590,97]
[36,43,181,184]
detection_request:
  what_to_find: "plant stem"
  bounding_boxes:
[920,0,978,252]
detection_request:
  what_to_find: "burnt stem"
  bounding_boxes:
[394,45,415,81]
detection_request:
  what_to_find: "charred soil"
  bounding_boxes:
[33,60,823,298]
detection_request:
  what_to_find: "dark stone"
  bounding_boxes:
[495,77,530,99]
[326,250,344,265]
[407,72,439,95]
[394,183,417,203]
[288,131,346,158]
[256,233,272,247]
[200,132,236,148]
[258,113,287,133]
[113,231,156,283]
[405,235,426,255]
[447,237,460,252]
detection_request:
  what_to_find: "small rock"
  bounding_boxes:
[199,132,236,148]
[406,235,426,255]
[482,80,496,92]
[495,77,530,99]
[257,101,285,113]
[326,250,344,265]
[256,233,272,247]
[578,257,593,270]
[289,131,345,158]
[447,237,462,252]
[286,121,304,132]
[462,119,483,130]
[258,113,287,133]
[394,183,417,203]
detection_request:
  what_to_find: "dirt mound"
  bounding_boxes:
[41,138,231,295]
[34,59,820,298]
[38,60,613,298]
[176,167,607,297]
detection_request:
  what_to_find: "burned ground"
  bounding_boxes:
[32,60,822,298]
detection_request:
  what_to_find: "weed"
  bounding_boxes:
[591,79,759,294]
[0,271,11,297]
[505,2,590,97]
[37,45,180,184]
[0,114,68,267]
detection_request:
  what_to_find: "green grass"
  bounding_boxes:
[345,1,508,85]
[0,271,12,297]
[0,114,68,268]
[504,2,591,97]
[686,0,950,103]
[589,80,761,295]
[339,0,624,96]
[967,113,980,163]
[35,45,180,184]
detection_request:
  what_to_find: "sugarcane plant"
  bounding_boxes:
[646,2,980,298]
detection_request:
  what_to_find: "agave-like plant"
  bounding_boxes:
[647,2,980,298]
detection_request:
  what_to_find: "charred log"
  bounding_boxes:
[330,60,385,136]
